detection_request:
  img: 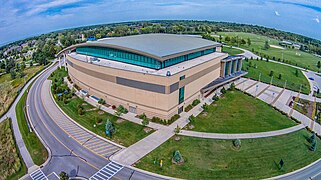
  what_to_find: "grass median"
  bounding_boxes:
[16,90,48,165]
[136,130,321,179]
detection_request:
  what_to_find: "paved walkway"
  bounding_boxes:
[180,124,305,139]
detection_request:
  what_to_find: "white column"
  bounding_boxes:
[64,53,67,71]
[59,56,61,68]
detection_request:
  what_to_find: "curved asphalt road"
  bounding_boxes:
[26,64,164,180]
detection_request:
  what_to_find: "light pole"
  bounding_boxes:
[270,76,273,85]
[284,80,287,89]
[258,73,262,82]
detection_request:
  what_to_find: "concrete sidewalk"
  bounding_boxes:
[180,124,305,139]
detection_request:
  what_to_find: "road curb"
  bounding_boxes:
[264,157,321,180]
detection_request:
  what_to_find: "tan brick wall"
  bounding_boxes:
[67,53,225,119]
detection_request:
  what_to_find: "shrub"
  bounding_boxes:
[139,113,147,120]
[117,105,128,114]
[98,99,106,105]
[142,117,149,127]
[184,104,193,112]
[220,87,227,94]
[212,95,219,101]
[202,103,209,112]
[233,139,241,148]
[96,118,103,124]
[170,114,180,122]
[174,125,181,134]
[189,115,195,125]
[230,83,235,90]
[192,99,201,106]
[78,108,84,115]
[74,84,80,91]
[112,105,116,110]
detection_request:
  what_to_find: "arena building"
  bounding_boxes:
[58,34,245,119]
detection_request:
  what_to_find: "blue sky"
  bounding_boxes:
[0,0,321,45]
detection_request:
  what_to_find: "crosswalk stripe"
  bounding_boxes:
[89,162,123,180]
[30,169,48,180]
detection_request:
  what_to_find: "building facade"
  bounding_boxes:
[61,34,244,119]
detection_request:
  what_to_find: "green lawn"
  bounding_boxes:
[50,68,152,147]
[222,46,243,55]
[136,130,321,179]
[243,59,310,94]
[217,32,321,71]
[192,90,296,133]
[16,91,48,165]
[0,118,27,180]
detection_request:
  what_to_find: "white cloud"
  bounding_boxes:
[25,0,82,16]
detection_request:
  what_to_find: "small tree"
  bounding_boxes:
[98,99,106,105]
[247,38,251,46]
[174,125,181,134]
[278,73,282,80]
[233,139,241,149]
[230,83,235,91]
[172,150,184,164]
[105,119,116,137]
[295,69,299,77]
[141,116,149,127]
[310,141,317,151]
[59,171,69,180]
[188,115,195,125]
[317,61,321,69]
[264,40,270,49]
[269,70,274,77]
[202,103,209,112]
[212,95,219,101]
[309,132,316,143]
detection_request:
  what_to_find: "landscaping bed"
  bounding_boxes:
[293,98,316,120]
[0,118,27,179]
[191,90,296,133]
[50,68,152,147]
[136,130,321,179]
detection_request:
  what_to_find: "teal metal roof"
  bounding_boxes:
[91,34,221,59]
